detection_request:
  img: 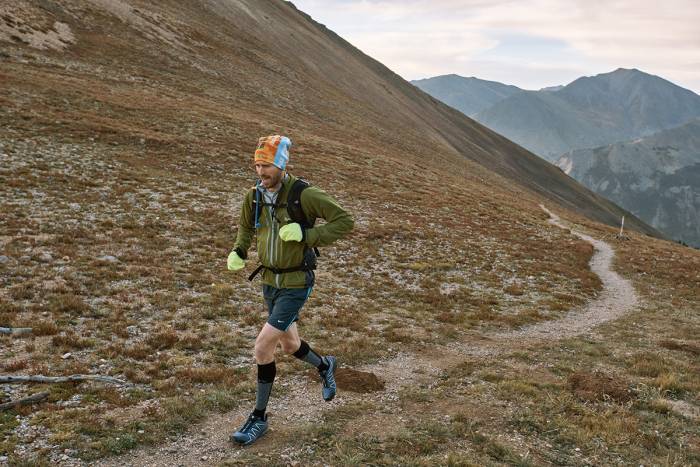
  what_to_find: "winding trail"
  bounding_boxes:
[97,205,640,467]
[496,205,639,340]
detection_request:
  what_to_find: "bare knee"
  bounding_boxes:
[280,336,301,355]
[254,337,275,364]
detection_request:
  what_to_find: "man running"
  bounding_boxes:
[227,135,353,445]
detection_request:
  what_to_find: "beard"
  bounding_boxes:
[260,170,284,190]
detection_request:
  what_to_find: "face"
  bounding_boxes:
[255,162,284,190]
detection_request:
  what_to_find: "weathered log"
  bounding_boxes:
[0,391,50,411]
[0,374,130,386]
[0,327,33,335]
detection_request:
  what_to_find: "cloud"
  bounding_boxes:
[292,0,700,92]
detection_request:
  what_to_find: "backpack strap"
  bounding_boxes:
[251,177,313,229]
[252,184,287,229]
[247,258,316,281]
[286,178,313,227]
[252,184,262,229]
[287,178,321,258]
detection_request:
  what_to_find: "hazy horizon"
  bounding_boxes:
[292,0,700,94]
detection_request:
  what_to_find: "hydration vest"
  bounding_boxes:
[248,178,320,281]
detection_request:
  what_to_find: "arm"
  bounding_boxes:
[233,189,255,259]
[301,187,354,248]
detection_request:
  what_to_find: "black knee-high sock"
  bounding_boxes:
[253,361,276,418]
[293,340,328,372]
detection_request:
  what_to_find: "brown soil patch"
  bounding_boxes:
[306,368,384,393]
[659,339,700,356]
[568,371,634,403]
[336,368,385,393]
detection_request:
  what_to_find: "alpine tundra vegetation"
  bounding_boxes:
[0,1,698,465]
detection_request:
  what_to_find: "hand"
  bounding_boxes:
[279,223,303,242]
[227,250,245,271]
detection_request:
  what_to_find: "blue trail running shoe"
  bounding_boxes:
[230,413,268,445]
[320,356,337,401]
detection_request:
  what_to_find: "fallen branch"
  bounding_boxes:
[0,374,130,386]
[0,392,50,411]
[0,327,33,335]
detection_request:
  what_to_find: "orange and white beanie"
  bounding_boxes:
[254,135,291,170]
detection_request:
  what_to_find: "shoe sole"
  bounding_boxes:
[231,428,267,446]
[230,424,268,445]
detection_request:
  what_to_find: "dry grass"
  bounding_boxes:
[146,329,179,351]
[176,366,240,386]
[2,358,29,372]
[659,339,700,356]
[0,129,669,465]
[51,332,95,350]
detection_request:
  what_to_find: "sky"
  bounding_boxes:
[291,0,700,93]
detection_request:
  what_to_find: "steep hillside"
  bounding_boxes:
[0,1,657,234]
[411,74,522,116]
[558,119,700,247]
[475,68,700,161]
[1,1,697,465]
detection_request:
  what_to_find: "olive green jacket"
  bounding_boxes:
[234,174,354,288]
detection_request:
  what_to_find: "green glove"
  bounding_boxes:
[227,250,245,271]
[279,223,303,242]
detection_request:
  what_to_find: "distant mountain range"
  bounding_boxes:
[413,68,700,247]
[558,119,700,247]
[413,68,700,162]
[410,74,522,116]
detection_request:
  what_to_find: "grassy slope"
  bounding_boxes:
[0,0,697,464]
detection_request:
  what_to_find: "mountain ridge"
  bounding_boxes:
[557,118,700,246]
[414,67,699,245]
[474,68,700,160]
[411,74,522,116]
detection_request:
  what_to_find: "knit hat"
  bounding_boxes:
[254,135,291,170]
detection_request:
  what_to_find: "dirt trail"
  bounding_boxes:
[96,354,439,467]
[443,205,639,359]
[97,206,640,466]
[496,205,639,340]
